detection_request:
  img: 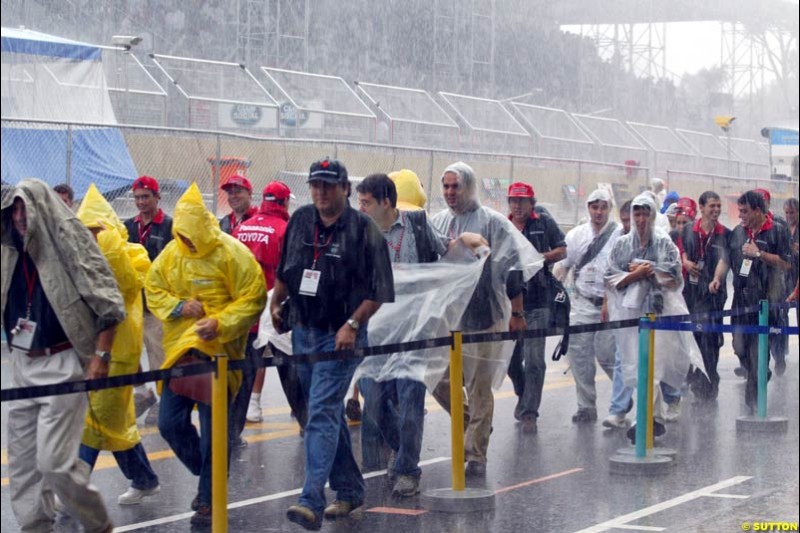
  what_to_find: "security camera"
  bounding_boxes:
[112,35,142,48]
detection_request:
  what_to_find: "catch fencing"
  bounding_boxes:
[3,117,654,226]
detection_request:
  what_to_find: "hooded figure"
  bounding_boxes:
[430,161,542,472]
[1,178,124,533]
[389,169,427,211]
[605,193,704,428]
[75,184,161,504]
[145,183,266,525]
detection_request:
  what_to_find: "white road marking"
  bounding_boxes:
[572,476,753,533]
[610,525,665,531]
[701,493,750,499]
[113,456,450,532]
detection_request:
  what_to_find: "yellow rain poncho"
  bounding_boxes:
[145,183,266,395]
[77,184,151,451]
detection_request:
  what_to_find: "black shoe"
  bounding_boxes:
[345,399,362,422]
[571,408,598,423]
[775,359,786,376]
[734,366,747,378]
[465,461,486,477]
[521,415,537,434]
[230,436,248,449]
[191,494,200,511]
[626,420,666,444]
[190,504,211,528]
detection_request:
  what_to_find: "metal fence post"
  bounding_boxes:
[66,124,73,186]
[427,151,435,215]
[212,134,221,215]
[575,162,582,225]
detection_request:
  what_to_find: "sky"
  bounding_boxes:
[664,22,721,78]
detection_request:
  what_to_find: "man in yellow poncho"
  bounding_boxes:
[75,185,161,506]
[145,183,266,528]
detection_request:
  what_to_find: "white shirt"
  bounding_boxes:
[560,221,620,300]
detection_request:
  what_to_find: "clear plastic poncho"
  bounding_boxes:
[256,251,490,391]
[605,192,705,389]
[429,162,543,388]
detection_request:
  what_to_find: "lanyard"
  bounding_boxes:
[22,254,37,319]
[386,212,407,262]
[229,212,246,232]
[138,220,153,245]
[312,226,335,269]
[697,226,715,260]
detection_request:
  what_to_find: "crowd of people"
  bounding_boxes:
[1,163,797,531]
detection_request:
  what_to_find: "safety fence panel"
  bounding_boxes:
[3,118,666,228]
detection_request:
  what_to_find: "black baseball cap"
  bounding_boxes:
[308,157,348,184]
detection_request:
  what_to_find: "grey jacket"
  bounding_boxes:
[1,179,126,362]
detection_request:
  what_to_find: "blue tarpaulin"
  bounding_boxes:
[1,27,101,61]
[1,127,137,198]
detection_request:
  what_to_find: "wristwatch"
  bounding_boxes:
[95,349,112,363]
[346,318,360,330]
[755,250,762,259]
[511,311,525,319]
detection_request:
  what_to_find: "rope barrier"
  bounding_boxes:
[1,301,797,403]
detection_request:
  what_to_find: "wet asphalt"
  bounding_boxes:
[1,327,798,532]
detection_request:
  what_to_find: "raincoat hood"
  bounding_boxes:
[441,161,480,213]
[1,178,75,249]
[661,191,680,213]
[172,183,221,258]
[390,169,427,211]
[76,184,129,238]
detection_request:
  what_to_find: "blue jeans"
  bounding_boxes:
[609,347,634,416]
[660,381,682,405]
[157,382,233,506]
[79,442,159,490]
[359,377,426,478]
[293,325,366,515]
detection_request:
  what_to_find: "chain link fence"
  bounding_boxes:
[4,117,660,227]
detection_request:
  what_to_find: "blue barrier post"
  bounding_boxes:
[757,299,768,419]
[635,317,649,459]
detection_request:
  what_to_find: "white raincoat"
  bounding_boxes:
[605,193,704,389]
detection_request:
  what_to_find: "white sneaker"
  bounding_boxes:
[602,413,628,429]
[665,401,681,422]
[246,397,263,423]
[118,485,160,505]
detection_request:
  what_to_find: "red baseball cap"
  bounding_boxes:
[221,174,252,193]
[753,188,771,203]
[507,182,535,198]
[262,181,295,202]
[676,197,697,219]
[132,175,160,194]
